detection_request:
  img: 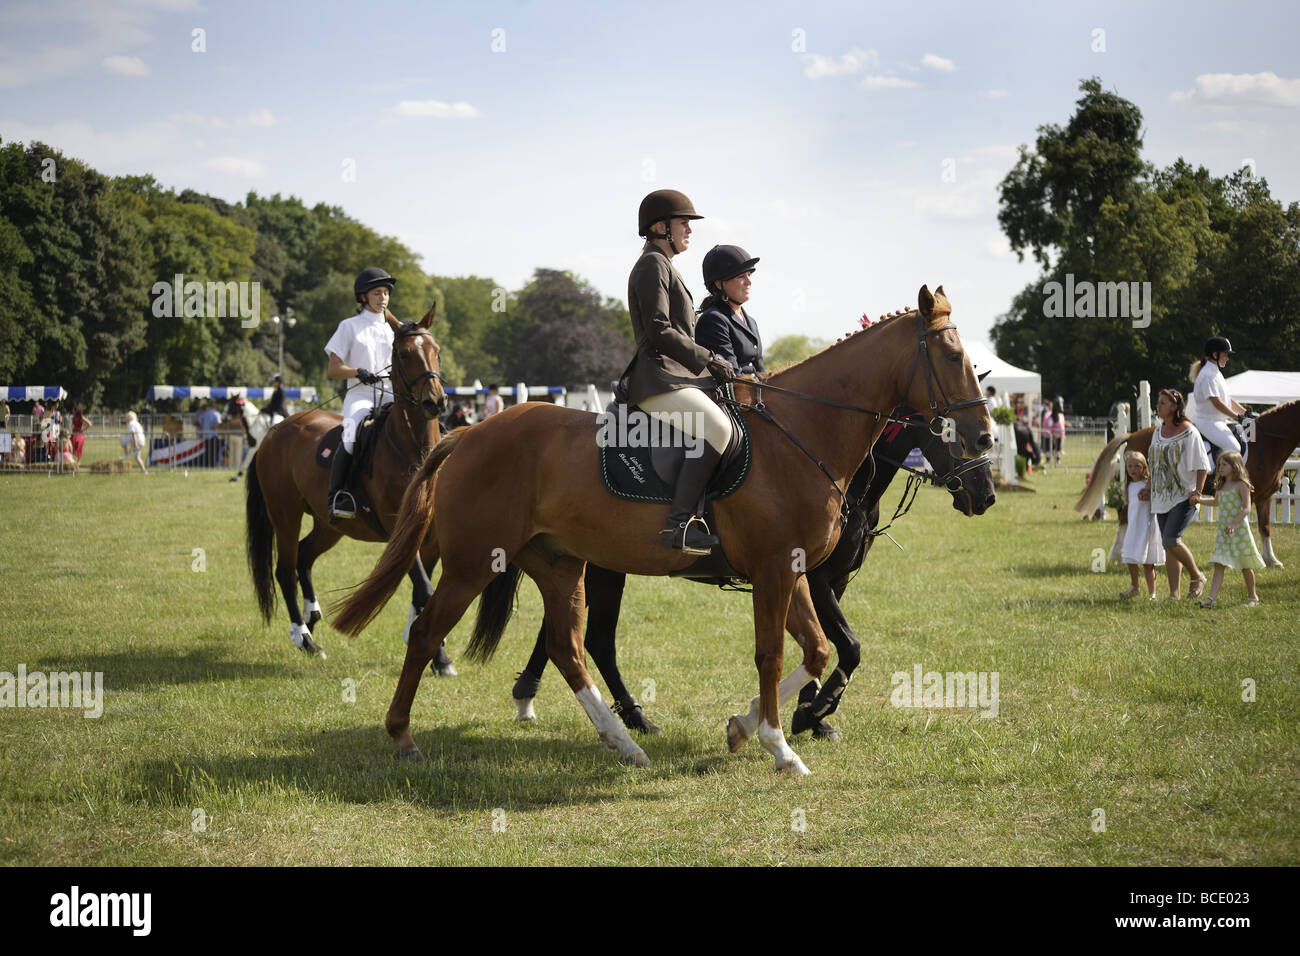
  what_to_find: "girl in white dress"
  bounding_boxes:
[1119,450,1164,599]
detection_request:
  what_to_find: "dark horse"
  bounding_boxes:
[246,306,448,660]
[334,286,992,774]
[509,402,997,736]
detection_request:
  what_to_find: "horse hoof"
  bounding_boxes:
[514,698,537,722]
[301,636,325,660]
[726,716,749,752]
[618,703,661,735]
[627,749,651,767]
[433,661,458,677]
[812,721,841,742]
[395,747,423,762]
[777,755,812,776]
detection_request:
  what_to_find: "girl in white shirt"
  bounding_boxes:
[1190,335,1247,467]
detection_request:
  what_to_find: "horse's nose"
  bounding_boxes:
[976,431,993,451]
[985,493,997,509]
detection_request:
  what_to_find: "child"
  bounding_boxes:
[1118,450,1163,599]
[59,434,78,475]
[1198,451,1263,608]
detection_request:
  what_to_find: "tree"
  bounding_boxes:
[766,334,829,371]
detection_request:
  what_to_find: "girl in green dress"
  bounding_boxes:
[1198,451,1264,608]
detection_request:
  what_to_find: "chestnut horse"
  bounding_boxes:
[246,306,448,659]
[509,403,998,735]
[334,286,992,774]
[1076,399,1300,566]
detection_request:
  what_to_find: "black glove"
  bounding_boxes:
[355,368,381,386]
[706,354,737,384]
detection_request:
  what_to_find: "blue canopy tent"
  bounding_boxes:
[4,386,68,401]
[147,385,317,401]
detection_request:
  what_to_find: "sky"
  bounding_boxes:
[3,0,1299,355]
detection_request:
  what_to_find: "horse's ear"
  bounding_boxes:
[419,302,436,330]
[918,284,934,314]
[978,369,991,383]
[382,307,402,333]
[935,284,945,297]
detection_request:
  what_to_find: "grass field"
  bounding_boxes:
[1,436,1297,866]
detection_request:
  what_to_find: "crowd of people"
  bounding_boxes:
[1117,337,1265,607]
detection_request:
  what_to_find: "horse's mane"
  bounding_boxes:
[768,309,925,381]
[1261,397,1300,422]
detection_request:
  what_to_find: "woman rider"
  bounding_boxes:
[621,189,737,554]
[324,268,397,520]
[1190,335,1249,473]
[695,244,765,379]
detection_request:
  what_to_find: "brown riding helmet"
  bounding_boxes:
[638,189,703,238]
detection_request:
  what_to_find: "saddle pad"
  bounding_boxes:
[598,393,751,504]
[312,404,394,537]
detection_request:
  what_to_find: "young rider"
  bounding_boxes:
[324,268,397,520]
[620,189,737,554]
[695,244,765,378]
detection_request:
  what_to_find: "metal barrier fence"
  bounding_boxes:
[1,413,253,474]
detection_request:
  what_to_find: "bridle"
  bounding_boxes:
[723,310,989,523]
[376,323,446,471]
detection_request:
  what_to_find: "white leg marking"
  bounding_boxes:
[1262,535,1283,568]
[731,665,815,743]
[402,604,418,644]
[304,598,322,617]
[575,685,649,766]
[515,697,537,722]
[758,720,810,775]
[290,621,311,649]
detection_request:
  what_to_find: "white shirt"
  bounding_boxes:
[1148,423,1210,514]
[1192,361,1232,428]
[483,394,503,418]
[127,420,145,450]
[324,309,395,402]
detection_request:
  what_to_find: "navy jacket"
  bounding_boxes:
[694,301,764,375]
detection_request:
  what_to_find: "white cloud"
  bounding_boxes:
[202,156,266,178]
[101,54,149,76]
[802,47,879,79]
[383,99,481,122]
[168,108,278,129]
[860,75,920,91]
[921,53,956,72]
[1170,72,1300,109]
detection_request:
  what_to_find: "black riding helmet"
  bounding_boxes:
[354,267,396,301]
[1204,335,1235,358]
[702,245,760,298]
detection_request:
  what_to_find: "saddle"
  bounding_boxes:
[315,403,394,536]
[597,385,753,588]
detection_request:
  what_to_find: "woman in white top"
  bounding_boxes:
[323,267,398,519]
[121,410,147,474]
[1138,388,1210,599]
[1190,335,1248,466]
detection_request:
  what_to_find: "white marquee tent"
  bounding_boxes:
[962,341,1042,396]
[1222,370,1300,406]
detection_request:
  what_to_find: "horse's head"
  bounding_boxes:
[225,396,246,419]
[900,285,993,463]
[898,403,997,515]
[386,304,447,420]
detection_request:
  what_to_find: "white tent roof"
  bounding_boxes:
[962,341,1042,395]
[1222,370,1300,406]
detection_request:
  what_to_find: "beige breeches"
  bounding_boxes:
[639,387,733,454]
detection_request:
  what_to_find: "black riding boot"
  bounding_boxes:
[660,443,723,554]
[328,447,356,521]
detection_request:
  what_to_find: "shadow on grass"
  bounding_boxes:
[34,646,292,691]
[127,723,668,810]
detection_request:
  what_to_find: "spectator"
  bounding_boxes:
[32,398,45,425]
[196,400,222,467]
[483,384,504,418]
[1118,450,1163,599]
[1197,451,1264,608]
[1138,388,1209,599]
[45,400,62,462]
[1041,397,1066,465]
[121,411,148,474]
[10,433,26,467]
[1,398,9,430]
[984,385,1004,411]
[59,434,78,475]
[70,407,89,460]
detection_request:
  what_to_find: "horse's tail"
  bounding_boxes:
[245,463,276,622]
[466,562,523,663]
[333,427,468,637]
[1074,432,1131,514]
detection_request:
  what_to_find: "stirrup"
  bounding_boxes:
[330,490,357,520]
[660,515,715,556]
